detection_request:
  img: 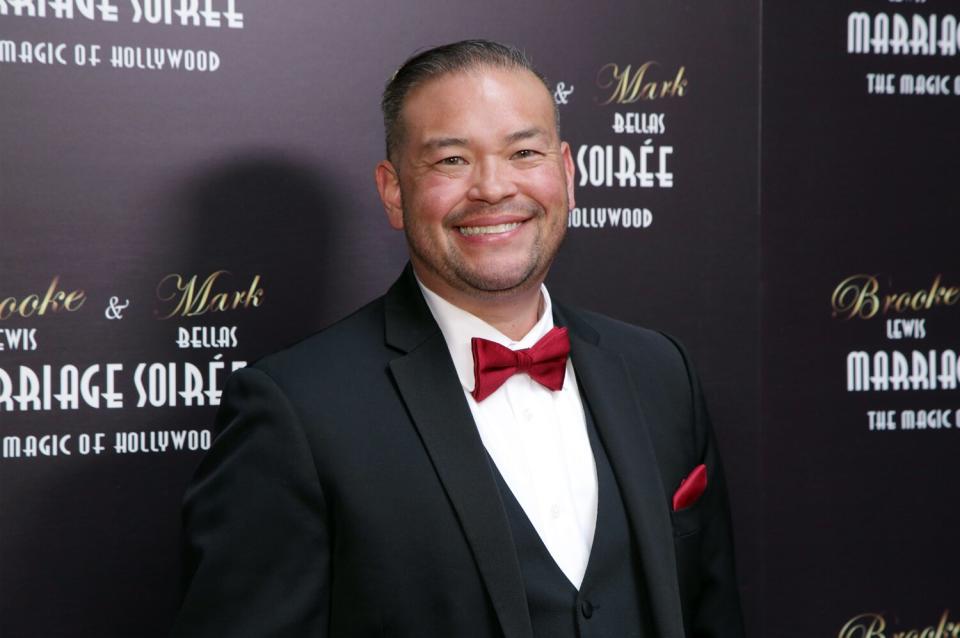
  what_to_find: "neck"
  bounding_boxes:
[414,268,545,341]
[464,290,544,341]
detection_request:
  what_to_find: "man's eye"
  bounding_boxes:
[512,149,540,159]
[438,156,466,165]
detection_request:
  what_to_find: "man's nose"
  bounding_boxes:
[466,158,518,203]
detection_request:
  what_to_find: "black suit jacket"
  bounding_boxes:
[172,267,745,638]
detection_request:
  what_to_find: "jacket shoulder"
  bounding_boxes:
[560,304,691,373]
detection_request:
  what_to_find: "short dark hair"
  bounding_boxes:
[381,39,558,161]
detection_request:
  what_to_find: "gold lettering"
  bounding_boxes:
[64,289,86,311]
[939,611,956,638]
[155,271,264,319]
[884,291,909,313]
[842,610,959,638]
[0,276,86,320]
[832,274,959,319]
[911,290,928,310]
[211,291,231,312]
[840,612,887,638]
[664,66,687,97]
[21,295,40,317]
[246,274,264,307]
[927,274,943,309]
[39,282,63,313]
[156,270,227,319]
[832,274,881,319]
[596,61,688,104]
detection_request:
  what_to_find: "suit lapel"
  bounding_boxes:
[557,307,686,638]
[384,268,534,638]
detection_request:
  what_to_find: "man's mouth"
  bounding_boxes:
[457,222,522,236]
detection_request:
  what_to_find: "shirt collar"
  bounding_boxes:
[416,276,556,393]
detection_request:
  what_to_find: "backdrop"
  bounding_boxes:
[1,1,956,636]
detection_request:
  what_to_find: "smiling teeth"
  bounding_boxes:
[458,222,521,236]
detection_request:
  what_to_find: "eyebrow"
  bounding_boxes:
[504,127,547,144]
[421,137,469,151]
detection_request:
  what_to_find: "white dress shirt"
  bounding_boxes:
[418,280,598,589]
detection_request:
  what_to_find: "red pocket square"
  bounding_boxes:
[672,464,707,511]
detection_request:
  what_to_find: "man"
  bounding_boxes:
[172,40,744,638]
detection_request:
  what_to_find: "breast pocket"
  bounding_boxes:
[670,499,705,617]
[670,498,704,538]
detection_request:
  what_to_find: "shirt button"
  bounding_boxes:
[521,408,534,421]
[550,504,562,519]
[580,600,594,619]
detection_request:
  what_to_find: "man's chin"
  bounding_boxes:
[456,265,544,297]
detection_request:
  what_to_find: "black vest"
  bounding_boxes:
[490,399,654,638]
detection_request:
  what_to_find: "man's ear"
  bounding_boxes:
[375,160,404,230]
[560,141,576,210]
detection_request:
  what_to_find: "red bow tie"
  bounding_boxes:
[470,327,570,402]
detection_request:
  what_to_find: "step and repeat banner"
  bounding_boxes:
[762,1,959,637]
[0,1,953,637]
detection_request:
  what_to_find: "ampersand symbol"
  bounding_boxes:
[553,82,574,105]
[104,296,130,320]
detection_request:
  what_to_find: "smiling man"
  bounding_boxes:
[375,62,571,341]
[172,40,745,638]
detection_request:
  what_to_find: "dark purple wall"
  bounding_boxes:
[761,2,960,635]
[5,2,953,637]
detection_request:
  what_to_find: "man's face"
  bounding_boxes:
[376,67,575,303]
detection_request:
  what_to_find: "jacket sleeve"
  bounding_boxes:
[665,335,746,638]
[170,366,330,638]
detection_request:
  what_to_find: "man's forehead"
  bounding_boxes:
[400,67,554,133]
[404,66,551,113]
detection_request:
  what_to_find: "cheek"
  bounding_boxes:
[522,172,568,208]
[406,178,465,224]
